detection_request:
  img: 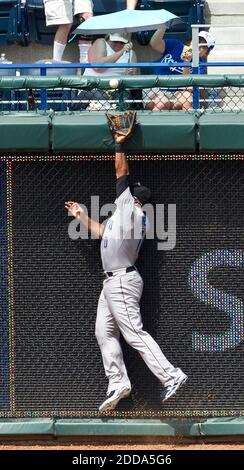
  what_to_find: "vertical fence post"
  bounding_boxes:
[40,67,47,112]
[118,89,125,111]
[192,25,200,111]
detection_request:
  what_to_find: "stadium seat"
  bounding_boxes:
[0,0,19,44]
[0,0,28,45]
[92,0,126,13]
[26,0,56,44]
[18,0,30,46]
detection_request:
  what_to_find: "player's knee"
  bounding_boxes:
[122,328,142,347]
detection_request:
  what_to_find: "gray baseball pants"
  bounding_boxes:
[95,269,184,394]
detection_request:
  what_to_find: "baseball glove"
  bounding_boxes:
[106,111,137,141]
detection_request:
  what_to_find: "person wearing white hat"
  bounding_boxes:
[198,30,216,51]
[147,27,216,110]
[83,32,138,77]
[77,33,138,111]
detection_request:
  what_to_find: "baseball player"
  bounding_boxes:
[65,125,187,412]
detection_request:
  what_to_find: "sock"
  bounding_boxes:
[53,41,66,61]
[79,43,90,63]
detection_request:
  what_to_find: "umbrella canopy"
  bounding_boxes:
[74,8,182,35]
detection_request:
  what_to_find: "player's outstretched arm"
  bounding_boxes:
[65,201,104,239]
[105,111,137,179]
[115,137,129,180]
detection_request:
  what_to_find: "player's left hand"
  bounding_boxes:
[65,201,84,218]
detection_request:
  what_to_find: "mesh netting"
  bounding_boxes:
[1,86,244,112]
[0,157,242,417]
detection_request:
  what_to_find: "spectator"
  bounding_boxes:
[77,33,138,110]
[146,28,215,110]
[83,33,138,76]
[43,0,93,62]
[44,0,138,63]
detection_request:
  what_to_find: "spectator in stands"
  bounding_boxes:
[146,28,215,110]
[77,33,138,110]
[44,0,93,62]
[83,33,138,76]
[44,0,138,63]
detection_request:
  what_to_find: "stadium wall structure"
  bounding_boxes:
[0,154,244,426]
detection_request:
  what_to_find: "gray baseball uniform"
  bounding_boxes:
[96,175,185,395]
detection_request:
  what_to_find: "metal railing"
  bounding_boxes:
[0,24,244,112]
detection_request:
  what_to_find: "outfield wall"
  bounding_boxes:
[0,154,244,419]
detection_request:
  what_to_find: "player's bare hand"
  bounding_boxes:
[65,201,84,218]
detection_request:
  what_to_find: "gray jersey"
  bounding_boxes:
[101,178,147,271]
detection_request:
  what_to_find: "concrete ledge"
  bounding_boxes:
[55,419,176,437]
[0,418,243,437]
[199,418,244,436]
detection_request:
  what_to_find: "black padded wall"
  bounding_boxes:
[1,157,244,417]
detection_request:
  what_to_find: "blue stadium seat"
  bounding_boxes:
[0,0,19,44]
[0,0,29,45]
[92,0,126,13]
[18,0,30,46]
[26,0,56,44]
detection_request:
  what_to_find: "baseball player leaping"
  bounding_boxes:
[65,116,187,412]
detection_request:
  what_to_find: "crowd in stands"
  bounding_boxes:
[0,0,215,111]
[43,0,215,110]
[44,0,138,62]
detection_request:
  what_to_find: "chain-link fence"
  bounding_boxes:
[1,85,244,113]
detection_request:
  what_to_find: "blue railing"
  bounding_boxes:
[1,61,244,111]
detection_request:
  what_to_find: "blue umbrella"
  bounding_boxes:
[73,8,182,35]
